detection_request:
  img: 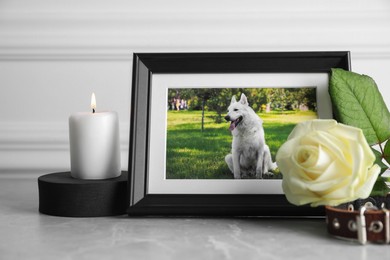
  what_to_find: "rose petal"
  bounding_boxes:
[314,160,350,183]
[282,176,320,205]
[288,119,337,140]
[355,164,381,199]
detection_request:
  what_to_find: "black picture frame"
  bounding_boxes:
[128,51,351,216]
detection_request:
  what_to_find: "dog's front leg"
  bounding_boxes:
[255,147,264,179]
[232,151,241,179]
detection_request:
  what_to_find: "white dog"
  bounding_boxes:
[225,93,276,179]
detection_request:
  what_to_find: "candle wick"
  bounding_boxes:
[92,108,95,114]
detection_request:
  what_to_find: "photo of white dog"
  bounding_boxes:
[225,93,277,179]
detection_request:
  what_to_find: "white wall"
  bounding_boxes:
[1,0,390,174]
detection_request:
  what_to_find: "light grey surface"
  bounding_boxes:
[0,176,389,260]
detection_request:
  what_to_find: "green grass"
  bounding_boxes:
[166,110,317,179]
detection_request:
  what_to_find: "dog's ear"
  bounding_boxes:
[239,93,249,106]
[230,95,237,104]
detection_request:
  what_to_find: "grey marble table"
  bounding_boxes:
[0,174,389,260]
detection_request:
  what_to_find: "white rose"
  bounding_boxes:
[276,119,380,207]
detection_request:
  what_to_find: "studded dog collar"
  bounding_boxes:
[326,196,390,244]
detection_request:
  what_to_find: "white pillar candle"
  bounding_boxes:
[69,93,121,179]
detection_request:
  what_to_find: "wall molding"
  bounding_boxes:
[0,122,129,151]
[1,10,389,60]
[0,122,129,173]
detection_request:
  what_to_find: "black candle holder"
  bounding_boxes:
[38,171,128,217]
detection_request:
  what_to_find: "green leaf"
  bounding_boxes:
[370,177,390,197]
[384,140,390,165]
[372,148,389,175]
[329,68,390,145]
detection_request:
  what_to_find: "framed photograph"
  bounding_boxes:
[128,52,351,216]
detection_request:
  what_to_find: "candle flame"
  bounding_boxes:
[91,93,96,113]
